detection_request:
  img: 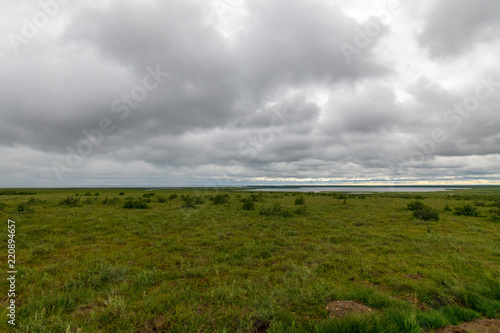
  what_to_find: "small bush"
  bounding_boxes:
[295,196,305,205]
[407,201,426,211]
[260,203,293,218]
[180,195,204,209]
[119,192,125,196]
[249,194,262,202]
[454,205,479,217]
[241,194,262,203]
[168,193,178,200]
[58,196,81,207]
[123,199,149,209]
[143,192,155,198]
[242,199,255,211]
[102,197,119,205]
[209,193,229,205]
[17,202,34,213]
[27,197,44,205]
[413,208,440,221]
[84,192,92,196]
[94,193,99,196]
[444,204,452,212]
[157,196,167,203]
[407,200,439,221]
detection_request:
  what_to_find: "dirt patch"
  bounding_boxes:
[429,319,500,333]
[136,315,168,333]
[74,303,98,317]
[252,320,270,332]
[325,300,374,318]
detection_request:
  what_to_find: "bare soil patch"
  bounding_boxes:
[74,303,98,317]
[136,315,168,333]
[325,300,374,318]
[252,320,271,332]
[429,319,500,333]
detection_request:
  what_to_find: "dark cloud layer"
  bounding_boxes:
[0,0,499,186]
[418,0,500,58]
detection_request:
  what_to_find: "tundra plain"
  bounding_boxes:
[0,187,499,332]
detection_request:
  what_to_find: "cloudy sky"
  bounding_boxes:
[1,0,500,187]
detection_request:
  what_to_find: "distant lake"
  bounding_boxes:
[244,186,470,193]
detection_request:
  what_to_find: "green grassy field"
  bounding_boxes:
[0,187,499,332]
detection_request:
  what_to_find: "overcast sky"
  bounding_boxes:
[1,0,500,187]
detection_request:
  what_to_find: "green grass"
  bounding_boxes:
[0,187,499,332]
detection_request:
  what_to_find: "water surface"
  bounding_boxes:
[244,186,470,193]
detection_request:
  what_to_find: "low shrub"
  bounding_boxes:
[407,200,439,221]
[27,197,44,205]
[295,196,306,205]
[180,195,204,208]
[454,205,479,217]
[209,193,229,205]
[249,193,262,202]
[413,208,439,221]
[123,199,149,209]
[17,202,34,213]
[102,197,119,205]
[260,203,293,218]
[407,201,426,211]
[242,199,255,211]
[58,196,81,207]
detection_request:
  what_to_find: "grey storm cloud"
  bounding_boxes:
[0,0,499,186]
[417,0,500,58]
